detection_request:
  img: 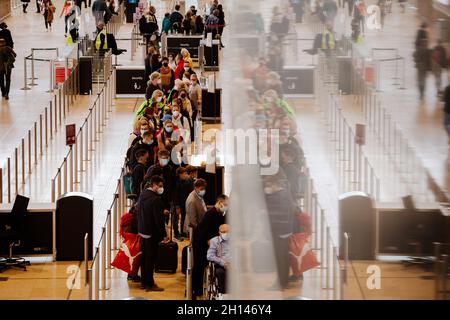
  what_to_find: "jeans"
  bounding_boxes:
[0,70,12,97]
[173,207,186,237]
[140,237,159,287]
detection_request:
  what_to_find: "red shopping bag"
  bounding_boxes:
[288,232,320,276]
[111,232,142,276]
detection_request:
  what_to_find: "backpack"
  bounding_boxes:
[126,135,142,169]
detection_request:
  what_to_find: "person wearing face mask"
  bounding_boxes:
[158,57,175,94]
[156,118,182,151]
[136,90,165,117]
[127,116,146,149]
[137,175,168,292]
[171,103,191,144]
[167,79,185,104]
[168,54,177,70]
[145,72,162,100]
[185,178,208,297]
[263,172,295,290]
[194,195,229,296]
[144,150,177,215]
[128,130,157,169]
[207,224,231,295]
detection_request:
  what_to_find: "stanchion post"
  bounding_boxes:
[14,148,18,196]
[51,178,55,203]
[84,233,89,286]
[113,194,118,250]
[21,139,25,185]
[7,158,11,203]
[95,248,100,300]
[326,227,330,290]
[34,122,37,164]
[39,114,43,155]
[69,146,74,191]
[107,210,112,269]
[102,229,107,290]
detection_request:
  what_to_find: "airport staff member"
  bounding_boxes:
[95,21,107,52]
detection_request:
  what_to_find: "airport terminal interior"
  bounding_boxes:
[0,0,449,301]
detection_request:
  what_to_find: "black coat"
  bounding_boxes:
[137,189,166,241]
[146,163,176,210]
[197,207,226,245]
[0,29,13,49]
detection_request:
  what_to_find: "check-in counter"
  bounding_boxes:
[0,203,56,261]
[115,65,147,98]
[376,202,450,256]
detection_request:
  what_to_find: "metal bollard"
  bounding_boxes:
[107,211,112,269]
[57,169,61,198]
[21,139,25,185]
[45,107,48,147]
[95,248,100,300]
[113,193,118,250]
[54,94,58,133]
[21,57,31,90]
[7,158,11,203]
[39,115,43,155]
[51,178,55,203]
[84,233,89,286]
[87,269,92,300]
[63,158,68,194]
[14,148,18,196]
[49,102,53,139]
[326,227,330,289]
[69,147,73,191]
[102,229,107,290]
[34,122,37,165]
[333,246,338,299]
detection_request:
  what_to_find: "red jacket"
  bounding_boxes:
[174,59,185,80]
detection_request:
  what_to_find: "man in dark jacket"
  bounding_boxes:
[174,166,193,240]
[413,39,431,100]
[0,23,13,49]
[129,130,156,169]
[137,175,168,291]
[264,173,295,290]
[131,149,148,197]
[145,150,176,212]
[192,194,229,297]
[0,38,16,100]
[170,4,183,33]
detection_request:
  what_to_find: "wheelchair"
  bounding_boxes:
[202,262,221,300]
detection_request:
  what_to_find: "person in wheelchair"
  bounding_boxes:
[206,224,230,294]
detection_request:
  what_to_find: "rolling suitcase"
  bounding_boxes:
[155,212,178,273]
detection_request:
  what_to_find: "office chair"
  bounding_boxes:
[0,195,31,272]
[401,195,435,271]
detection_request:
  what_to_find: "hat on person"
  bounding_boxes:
[161,114,172,123]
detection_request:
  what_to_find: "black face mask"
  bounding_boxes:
[163,62,168,67]
[180,94,186,99]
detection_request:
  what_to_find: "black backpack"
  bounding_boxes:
[126,135,142,169]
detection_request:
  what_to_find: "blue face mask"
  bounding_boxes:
[165,126,173,133]
[146,139,154,145]
[160,158,169,167]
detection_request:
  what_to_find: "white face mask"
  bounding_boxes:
[220,204,228,213]
[220,233,229,241]
[157,79,161,84]
[197,189,206,197]
[172,110,180,118]
[157,187,164,195]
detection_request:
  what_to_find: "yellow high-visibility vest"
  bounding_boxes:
[321,30,335,50]
[95,28,108,50]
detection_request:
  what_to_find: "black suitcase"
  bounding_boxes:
[155,212,178,273]
[181,245,188,274]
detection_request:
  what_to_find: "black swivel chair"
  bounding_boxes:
[0,195,31,272]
